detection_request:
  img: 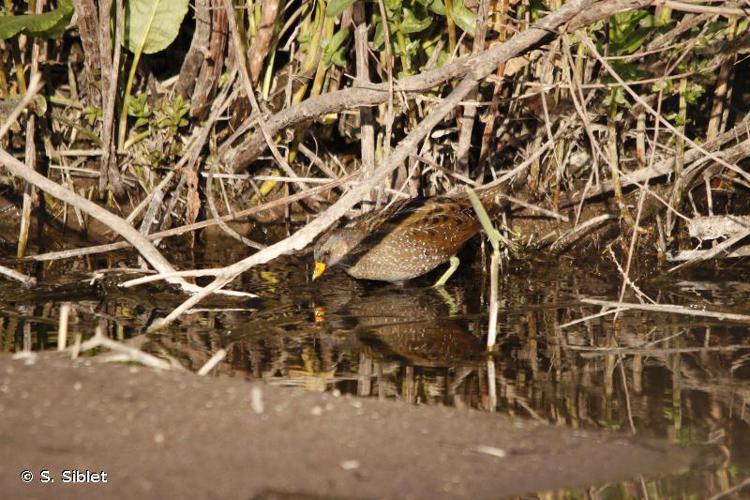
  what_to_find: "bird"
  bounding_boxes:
[312,184,507,284]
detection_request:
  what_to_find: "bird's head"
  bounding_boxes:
[312,228,361,280]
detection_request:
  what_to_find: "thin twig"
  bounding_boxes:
[582,298,750,323]
[197,349,227,376]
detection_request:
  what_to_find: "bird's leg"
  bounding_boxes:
[432,285,459,315]
[433,256,460,287]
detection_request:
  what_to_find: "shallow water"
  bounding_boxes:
[2,236,750,498]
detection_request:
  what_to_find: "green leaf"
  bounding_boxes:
[83,106,102,126]
[123,0,189,55]
[127,93,150,118]
[384,0,402,16]
[684,82,706,105]
[602,87,626,108]
[426,0,446,15]
[401,7,432,34]
[609,10,651,55]
[372,21,384,50]
[416,0,446,15]
[450,0,475,37]
[323,28,350,67]
[0,0,74,40]
[610,26,650,55]
[331,50,347,67]
[326,0,357,17]
[467,189,500,252]
[651,79,672,94]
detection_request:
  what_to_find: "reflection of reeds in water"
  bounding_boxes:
[5,268,750,496]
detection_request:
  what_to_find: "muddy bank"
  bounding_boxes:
[0,355,693,499]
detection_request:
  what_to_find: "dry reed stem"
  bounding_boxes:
[550,214,616,252]
[664,1,750,17]
[353,2,375,210]
[568,345,750,355]
[225,0,654,170]
[24,173,357,262]
[203,68,269,249]
[223,0,312,194]
[122,269,231,288]
[0,145,210,291]
[578,32,750,185]
[57,303,70,351]
[76,328,181,371]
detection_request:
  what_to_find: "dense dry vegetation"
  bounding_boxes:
[0,0,748,322]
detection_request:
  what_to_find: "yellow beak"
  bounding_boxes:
[312,261,327,281]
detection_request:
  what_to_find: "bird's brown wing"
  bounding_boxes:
[390,198,480,250]
[349,197,428,234]
[342,195,484,262]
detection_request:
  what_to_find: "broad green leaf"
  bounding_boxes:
[426,0,446,15]
[326,0,357,18]
[610,9,649,31]
[124,0,189,55]
[372,21,384,50]
[415,0,444,13]
[609,10,651,54]
[323,28,350,66]
[401,7,432,34]
[602,87,626,108]
[610,26,650,55]
[450,0,475,37]
[0,0,73,40]
[331,50,347,67]
[384,0,402,16]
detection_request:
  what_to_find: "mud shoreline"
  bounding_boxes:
[0,355,693,499]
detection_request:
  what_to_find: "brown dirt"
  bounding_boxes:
[0,354,694,499]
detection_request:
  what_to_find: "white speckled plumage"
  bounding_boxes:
[313,185,505,282]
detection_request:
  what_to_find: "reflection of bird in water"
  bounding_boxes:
[312,184,507,283]
[327,289,486,367]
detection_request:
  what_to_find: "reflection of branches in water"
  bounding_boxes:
[128,273,750,448]
[0,283,153,352]
[6,265,750,495]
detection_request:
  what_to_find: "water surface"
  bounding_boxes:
[2,237,749,498]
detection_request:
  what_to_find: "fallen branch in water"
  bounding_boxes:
[0,263,36,287]
[582,298,750,324]
[74,328,183,371]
